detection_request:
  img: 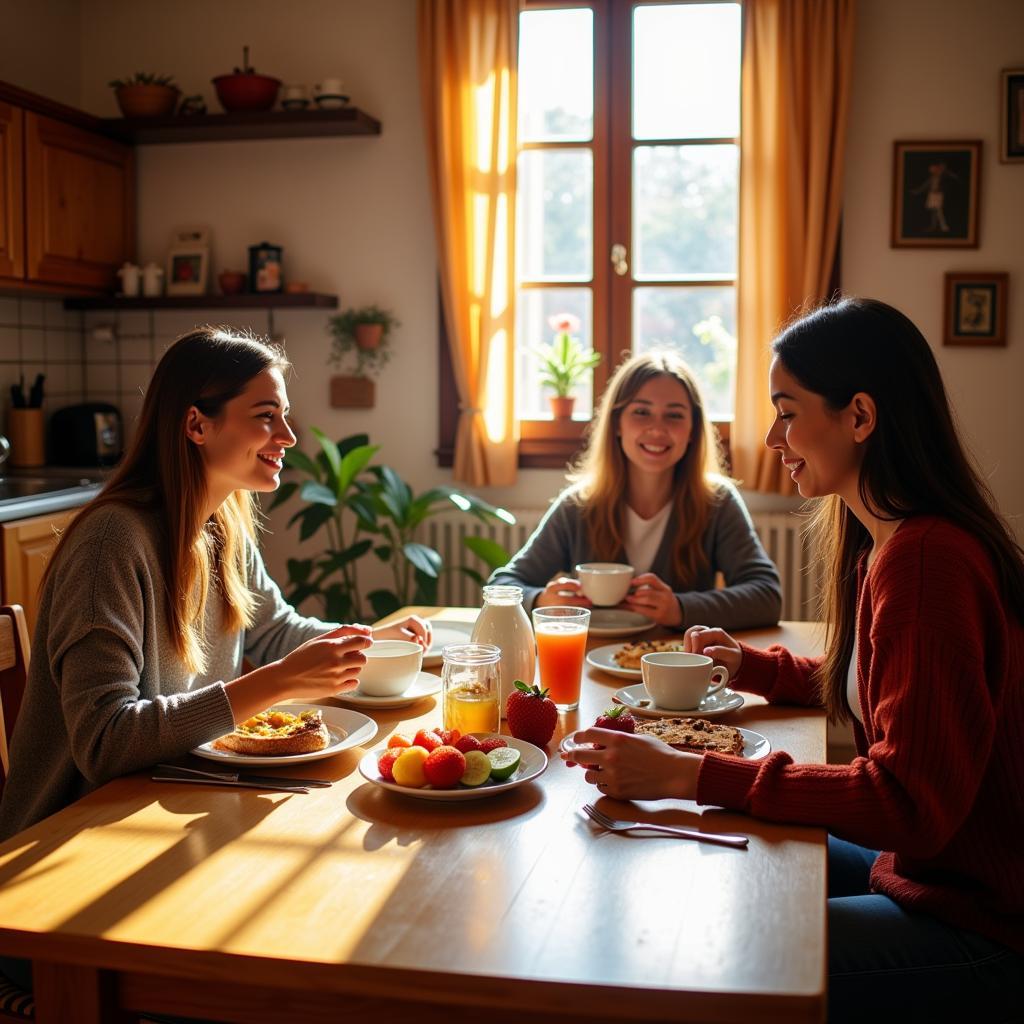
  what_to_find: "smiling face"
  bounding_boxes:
[617,374,694,480]
[188,367,296,504]
[765,357,865,501]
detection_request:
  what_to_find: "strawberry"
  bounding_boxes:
[454,733,483,754]
[594,705,636,733]
[413,728,443,753]
[438,728,461,746]
[423,745,467,788]
[479,736,507,754]
[377,748,403,782]
[506,679,558,747]
[387,733,413,750]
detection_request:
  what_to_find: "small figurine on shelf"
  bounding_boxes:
[178,94,207,116]
[248,241,284,293]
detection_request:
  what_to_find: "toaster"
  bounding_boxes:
[48,403,123,467]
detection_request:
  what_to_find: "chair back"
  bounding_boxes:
[0,606,30,791]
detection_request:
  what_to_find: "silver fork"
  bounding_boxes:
[582,803,749,848]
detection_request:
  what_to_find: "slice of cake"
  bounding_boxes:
[634,717,745,756]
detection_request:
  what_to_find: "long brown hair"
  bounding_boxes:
[773,297,1024,722]
[568,350,724,586]
[44,327,290,673]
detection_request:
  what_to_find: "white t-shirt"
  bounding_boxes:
[846,631,863,725]
[624,501,673,575]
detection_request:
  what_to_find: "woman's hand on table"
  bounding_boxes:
[535,577,592,608]
[563,728,702,801]
[683,625,743,679]
[373,615,433,650]
[620,573,682,626]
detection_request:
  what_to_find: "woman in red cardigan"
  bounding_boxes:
[566,298,1024,1021]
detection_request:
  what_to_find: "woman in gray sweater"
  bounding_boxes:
[0,328,428,846]
[490,351,781,630]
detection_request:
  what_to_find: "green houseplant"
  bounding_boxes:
[268,431,513,621]
[328,304,400,368]
[108,72,180,118]
[534,313,600,419]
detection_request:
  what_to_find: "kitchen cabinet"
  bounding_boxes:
[0,101,24,281]
[2,507,79,636]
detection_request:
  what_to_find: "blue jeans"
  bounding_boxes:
[828,836,1024,1023]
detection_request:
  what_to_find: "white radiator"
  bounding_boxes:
[422,507,817,621]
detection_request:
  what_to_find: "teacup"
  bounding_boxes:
[640,652,729,711]
[282,83,308,102]
[358,639,423,697]
[576,562,634,606]
[314,77,345,97]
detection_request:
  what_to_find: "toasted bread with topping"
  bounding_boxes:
[634,717,744,756]
[613,638,687,669]
[213,708,333,756]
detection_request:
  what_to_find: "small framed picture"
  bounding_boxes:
[891,140,981,248]
[166,248,209,296]
[248,241,284,294]
[1000,68,1024,163]
[943,272,1008,347]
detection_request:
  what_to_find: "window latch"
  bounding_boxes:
[610,243,629,276]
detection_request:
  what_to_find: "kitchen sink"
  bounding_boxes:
[0,475,103,510]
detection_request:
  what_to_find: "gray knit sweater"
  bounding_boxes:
[488,479,782,629]
[0,502,334,839]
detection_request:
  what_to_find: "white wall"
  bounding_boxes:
[841,0,1024,539]
[0,0,81,107]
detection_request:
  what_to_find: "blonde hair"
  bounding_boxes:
[568,350,724,586]
[44,327,289,674]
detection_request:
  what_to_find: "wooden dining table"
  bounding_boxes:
[0,609,827,1024]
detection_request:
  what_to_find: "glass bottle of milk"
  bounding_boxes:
[470,585,536,718]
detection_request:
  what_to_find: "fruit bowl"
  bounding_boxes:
[212,73,281,112]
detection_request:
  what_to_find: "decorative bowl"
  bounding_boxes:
[212,73,281,112]
[218,270,247,295]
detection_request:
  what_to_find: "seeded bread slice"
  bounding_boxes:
[634,717,745,756]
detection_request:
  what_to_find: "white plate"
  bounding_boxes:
[612,684,745,719]
[423,619,475,667]
[333,671,442,709]
[587,609,655,638]
[358,735,548,801]
[586,643,646,679]
[562,727,770,761]
[192,705,378,767]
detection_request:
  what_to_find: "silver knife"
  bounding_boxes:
[154,763,330,792]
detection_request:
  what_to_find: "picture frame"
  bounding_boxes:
[943,272,1008,347]
[891,140,981,248]
[1000,68,1024,163]
[166,225,211,296]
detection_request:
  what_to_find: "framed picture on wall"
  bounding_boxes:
[943,272,1008,347]
[166,225,211,296]
[891,141,981,248]
[1001,68,1024,163]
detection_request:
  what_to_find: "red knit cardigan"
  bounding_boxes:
[696,516,1024,952]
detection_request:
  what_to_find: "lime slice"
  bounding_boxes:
[460,750,492,787]
[487,746,521,781]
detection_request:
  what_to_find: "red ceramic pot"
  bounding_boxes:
[212,73,281,112]
[218,270,247,295]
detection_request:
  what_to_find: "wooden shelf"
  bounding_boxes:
[63,292,338,311]
[99,107,381,145]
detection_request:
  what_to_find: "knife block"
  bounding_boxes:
[7,407,45,467]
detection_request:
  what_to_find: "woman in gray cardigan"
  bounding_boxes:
[490,351,781,630]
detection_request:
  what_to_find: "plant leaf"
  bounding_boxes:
[323,584,352,622]
[298,503,334,541]
[368,589,402,619]
[266,480,298,511]
[346,492,379,530]
[287,558,314,585]
[310,427,343,489]
[336,433,370,459]
[403,542,442,578]
[337,443,379,496]
[320,539,373,572]
[300,481,338,507]
[284,447,321,479]
[462,535,511,572]
[374,545,393,561]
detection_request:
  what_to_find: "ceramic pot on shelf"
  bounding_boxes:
[549,395,576,419]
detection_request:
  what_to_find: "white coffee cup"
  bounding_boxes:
[575,562,634,606]
[282,84,308,102]
[358,639,423,697]
[640,652,730,711]
[314,77,345,97]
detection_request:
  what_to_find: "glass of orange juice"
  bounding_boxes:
[442,643,501,735]
[531,607,591,712]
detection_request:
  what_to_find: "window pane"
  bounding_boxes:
[517,149,593,281]
[633,145,737,279]
[633,3,740,140]
[633,287,736,419]
[516,288,594,421]
[518,9,593,142]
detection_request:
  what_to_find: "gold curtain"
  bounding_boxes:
[732,0,856,493]
[419,0,520,486]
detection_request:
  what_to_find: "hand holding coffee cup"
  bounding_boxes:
[575,562,634,606]
[358,639,423,697]
[640,651,730,711]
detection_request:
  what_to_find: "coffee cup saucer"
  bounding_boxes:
[333,671,441,709]
[611,683,744,719]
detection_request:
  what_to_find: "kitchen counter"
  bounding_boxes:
[0,472,104,523]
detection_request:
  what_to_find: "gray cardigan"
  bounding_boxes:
[0,502,334,839]
[489,480,782,629]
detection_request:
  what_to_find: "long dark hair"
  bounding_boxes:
[773,297,1024,722]
[44,327,290,673]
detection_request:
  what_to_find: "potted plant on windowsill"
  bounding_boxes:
[534,313,600,419]
[109,72,180,118]
[326,305,400,408]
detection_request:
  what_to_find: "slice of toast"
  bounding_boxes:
[613,638,687,669]
[634,717,745,756]
[213,708,332,756]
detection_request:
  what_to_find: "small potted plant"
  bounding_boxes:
[534,313,600,419]
[327,305,400,408]
[108,72,180,118]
